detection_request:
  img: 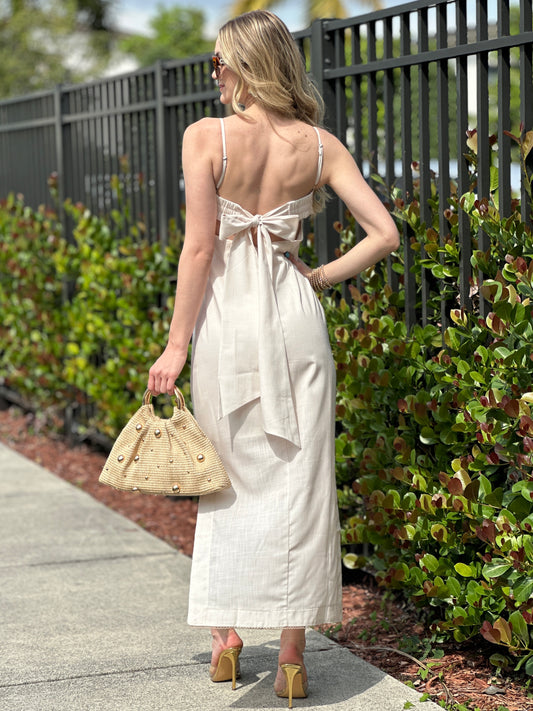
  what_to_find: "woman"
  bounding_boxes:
[148,9,399,707]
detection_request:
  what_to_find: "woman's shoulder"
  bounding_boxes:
[315,125,345,149]
[183,117,222,145]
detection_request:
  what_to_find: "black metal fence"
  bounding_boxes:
[1,0,533,328]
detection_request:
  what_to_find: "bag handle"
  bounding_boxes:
[142,387,186,410]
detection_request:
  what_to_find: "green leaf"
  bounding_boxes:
[509,610,529,646]
[430,523,448,542]
[513,578,533,603]
[447,577,462,598]
[482,561,512,580]
[421,554,439,572]
[525,654,533,676]
[455,562,474,577]
[489,653,511,669]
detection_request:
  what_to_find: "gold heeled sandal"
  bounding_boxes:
[209,647,242,690]
[276,663,308,709]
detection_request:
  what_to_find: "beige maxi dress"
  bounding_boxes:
[187,119,342,629]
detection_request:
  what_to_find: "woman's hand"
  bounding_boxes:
[148,345,188,396]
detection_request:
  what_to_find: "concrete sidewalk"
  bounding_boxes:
[0,443,441,711]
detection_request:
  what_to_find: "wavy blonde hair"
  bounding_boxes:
[217,10,326,209]
[218,10,324,126]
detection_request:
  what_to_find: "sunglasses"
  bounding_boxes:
[212,55,226,78]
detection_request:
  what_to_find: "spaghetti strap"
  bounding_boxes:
[313,126,323,187]
[216,118,228,190]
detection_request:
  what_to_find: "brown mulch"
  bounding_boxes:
[2,405,533,711]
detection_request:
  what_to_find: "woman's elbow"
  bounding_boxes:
[183,242,215,266]
[384,222,400,253]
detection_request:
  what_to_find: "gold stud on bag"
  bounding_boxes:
[99,388,231,496]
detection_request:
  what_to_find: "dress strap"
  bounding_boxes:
[313,126,323,187]
[216,118,228,190]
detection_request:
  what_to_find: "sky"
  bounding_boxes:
[111,0,400,39]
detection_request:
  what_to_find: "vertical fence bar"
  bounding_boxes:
[53,85,66,242]
[497,0,511,219]
[310,18,340,265]
[367,20,378,179]
[456,0,472,310]
[383,15,398,292]
[436,1,451,332]
[400,11,416,329]
[334,29,347,150]
[476,0,490,318]
[520,0,533,225]
[418,7,431,325]
[351,24,366,279]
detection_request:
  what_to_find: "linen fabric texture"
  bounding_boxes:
[187,121,342,629]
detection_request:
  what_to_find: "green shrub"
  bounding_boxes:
[326,128,533,674]
[0,192,185,437]
[0,193,68,411]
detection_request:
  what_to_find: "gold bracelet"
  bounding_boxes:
[309,264,333,292]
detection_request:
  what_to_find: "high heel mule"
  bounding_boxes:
[209,646,242,690]
[276,663,308,709]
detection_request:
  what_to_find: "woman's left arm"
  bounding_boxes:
[148,120,218,395]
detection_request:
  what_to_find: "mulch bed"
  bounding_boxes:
[2,405,532,710]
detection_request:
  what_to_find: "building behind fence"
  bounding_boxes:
[1,0,532,329]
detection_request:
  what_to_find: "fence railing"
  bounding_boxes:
[1,0,532,328]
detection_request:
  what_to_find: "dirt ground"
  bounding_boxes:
[2,406,532,711]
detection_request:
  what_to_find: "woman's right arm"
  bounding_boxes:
[148,120,218,395]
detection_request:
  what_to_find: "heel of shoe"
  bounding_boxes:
[209,647,242,690]
[278,663,308,709]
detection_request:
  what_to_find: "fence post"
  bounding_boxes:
[310,19,341,266]
[53,85,67,243]
[520,0,533,226]
[155,61,169,248]
[54,84,77,441]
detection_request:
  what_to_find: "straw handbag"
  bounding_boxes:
[99,388,231,496]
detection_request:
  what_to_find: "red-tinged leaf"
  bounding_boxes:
[522,610,533,624]
[524,437,533,453]
[523,130,533,159]
[393,437,406,452]
[486,451,500,465]
[494,618,513,645]
[489,389,498,407]
[487,312,507,335]
[448,477,464,494]
[481,621,501,644]
[432,493,447,508]
[453,498,464,512]
[391,466,406,480]
[414,402,427,419]
[476,519,497,544]
[438,471,450,486]
[516,256,528,273]
[466,130,478,154]
[520,416,533,434]
[464,480,480,501]
[504,399,520,418]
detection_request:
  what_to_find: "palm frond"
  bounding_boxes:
[229,0,276,17]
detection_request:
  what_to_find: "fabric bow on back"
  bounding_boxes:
[217,206,303,448]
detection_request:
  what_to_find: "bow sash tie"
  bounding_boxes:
[217,210,302,448]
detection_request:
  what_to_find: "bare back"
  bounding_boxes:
[214,111,322,215]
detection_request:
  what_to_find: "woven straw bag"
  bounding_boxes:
[99,388,231,496]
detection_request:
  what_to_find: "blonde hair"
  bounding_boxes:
[217,10,324,127]
[217,10,327,210]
